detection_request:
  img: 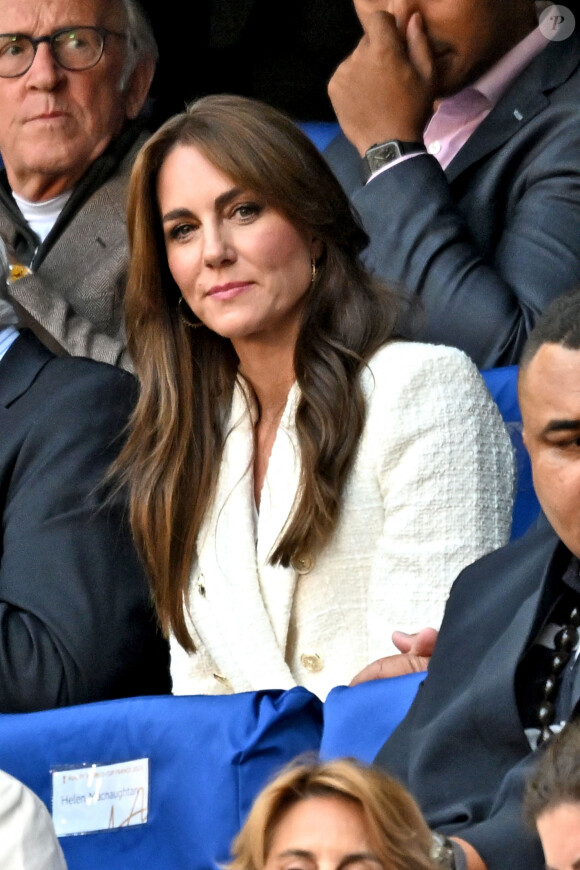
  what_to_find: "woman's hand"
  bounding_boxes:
[349,627,438,685]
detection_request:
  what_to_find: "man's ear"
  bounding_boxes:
[124,58,157,121]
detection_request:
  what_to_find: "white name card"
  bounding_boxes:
[51,758,149,837]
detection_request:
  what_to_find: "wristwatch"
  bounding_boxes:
[363,139,426,179]
[430,832,456,869]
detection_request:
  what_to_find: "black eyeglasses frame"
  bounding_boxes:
[0,26,126,78]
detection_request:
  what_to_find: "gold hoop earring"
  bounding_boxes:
[178,296,203,329]
[311,259,317,286]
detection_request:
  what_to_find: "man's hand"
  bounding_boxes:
[349,627,438,685]
[328,10,435,156]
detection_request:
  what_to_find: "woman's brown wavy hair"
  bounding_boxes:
[117,93,402,650]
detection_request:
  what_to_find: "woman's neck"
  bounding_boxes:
[236,341,295,421]
[235,340,296,510]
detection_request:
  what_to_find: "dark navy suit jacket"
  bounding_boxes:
[376,518,571,870]
[324,29,580,368]
[0,330,170,711]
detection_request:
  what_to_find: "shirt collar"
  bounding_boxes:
[473,23,549,107]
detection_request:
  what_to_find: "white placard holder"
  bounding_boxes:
[51,758,150,837]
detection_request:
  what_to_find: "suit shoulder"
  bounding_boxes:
[32,355,137,421]
[41,353,134,388]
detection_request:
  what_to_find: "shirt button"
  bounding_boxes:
[428,140,441,155]
[300,653,323,673]
[291,554,314,574]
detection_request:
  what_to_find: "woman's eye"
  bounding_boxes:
[232,202,263,221]
[168,223,196,241]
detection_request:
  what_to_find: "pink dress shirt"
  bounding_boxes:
[424,25,548,169]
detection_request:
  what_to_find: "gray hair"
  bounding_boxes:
[118,0,159,91]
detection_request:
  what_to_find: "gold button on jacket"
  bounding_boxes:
[291,554,314,574]
[300,653,323,673]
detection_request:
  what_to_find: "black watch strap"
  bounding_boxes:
[364,139,426,179]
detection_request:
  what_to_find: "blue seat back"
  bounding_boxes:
[0,689,322,870]
[481,365,540,539]
[297,121,340,151]
[320,671,425,763]
[0,676,431,867]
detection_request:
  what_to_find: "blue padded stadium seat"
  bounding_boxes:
[320,671,425,763]
[480,365,540,540]
[0,689,323,870]
[298,121,340,152]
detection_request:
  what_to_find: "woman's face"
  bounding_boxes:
[263,795,384,870]
[157,143,319,354]
[536,802,580,870]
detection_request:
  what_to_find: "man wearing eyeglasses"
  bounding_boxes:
[0,0,157,370]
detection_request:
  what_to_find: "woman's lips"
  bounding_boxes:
[206,281,253,300]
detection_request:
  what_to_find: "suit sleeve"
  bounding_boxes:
[0,360,169,711]
[456,751,546,870]
[324,106,580,368]
[364,345,514,659]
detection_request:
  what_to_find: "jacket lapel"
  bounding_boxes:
[255,383,302,651]
[0,330,52,408]
[190,380,299,691]
[446,29,580,183]
[470,530,564,749]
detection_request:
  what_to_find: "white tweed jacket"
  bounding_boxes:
[170,341,515,700]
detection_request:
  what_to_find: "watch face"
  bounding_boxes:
[364,141,403,176]
[374,143,400,161]
[369,142,400,164]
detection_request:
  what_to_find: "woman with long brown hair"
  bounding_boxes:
[117,93,514,699]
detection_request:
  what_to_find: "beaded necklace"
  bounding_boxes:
[536,602,580,746]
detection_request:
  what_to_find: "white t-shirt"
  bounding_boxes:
[12,191,72,243]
